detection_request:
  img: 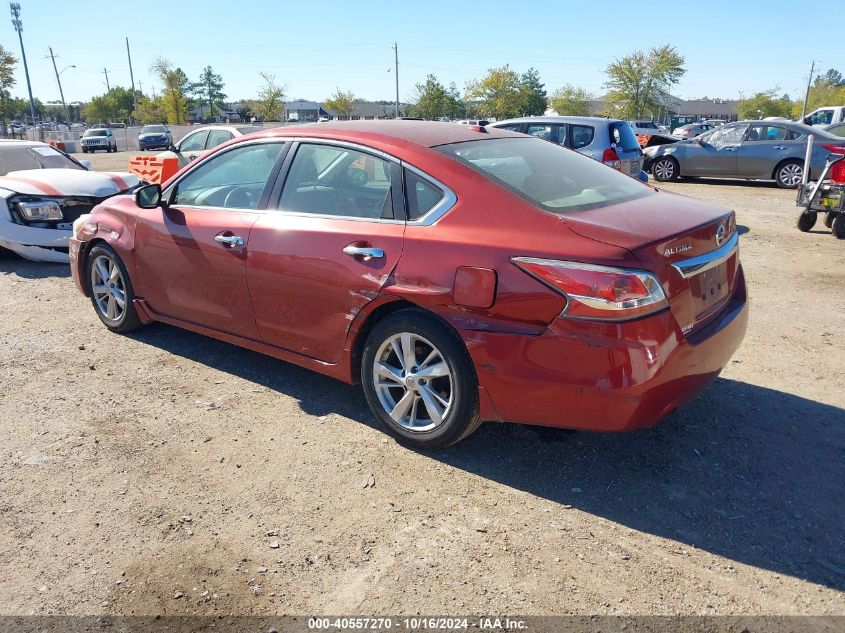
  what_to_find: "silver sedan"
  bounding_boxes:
[645,120,845,188]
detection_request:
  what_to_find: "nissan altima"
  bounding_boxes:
[69,121,747,449]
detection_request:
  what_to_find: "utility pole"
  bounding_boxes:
[393,43,399,119]
[102,68,111,92]
[10,3,37,127]
[46,47,70,125]
[126,37,138,124]
[801,60,816,119]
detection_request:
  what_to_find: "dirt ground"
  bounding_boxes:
[1,157,844,617]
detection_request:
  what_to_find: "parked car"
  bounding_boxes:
[628,120,669,136]
[672,123,715,138]
[702,119,728,127]
[137,124,172,151]
[157,125,261,167]
[454,119,490,126]
[801,106,845,127]
[488,116,646,180]
[645,120,845,188]
[80,128,117,153]
[69,121,747,448]
[823,122,845,137]
[0,140,138,262]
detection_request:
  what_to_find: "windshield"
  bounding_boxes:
[142,125,166,134]
[0,145,84,175]
[436,137,652,213]
[83,129,107,137]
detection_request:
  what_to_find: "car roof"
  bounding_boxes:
[256,120,523,148]
[492,115,625,126]
[719,120,843,141]
[0,139,49,148]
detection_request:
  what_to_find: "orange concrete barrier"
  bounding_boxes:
[48,139,66,152]
[127,155,180,185]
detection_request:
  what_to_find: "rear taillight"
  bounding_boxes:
[513,257,668,321]
[602,148,622,170]
[831,158,845,184]
[821,144,845,155]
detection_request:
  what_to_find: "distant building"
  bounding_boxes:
[283,100,332,122]
[585,95,739,122]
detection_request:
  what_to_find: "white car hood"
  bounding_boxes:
[0,168,139,197]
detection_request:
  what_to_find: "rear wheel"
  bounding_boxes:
[797,212,817,232]
[775,160,804,189]
[361,309,481,449]
[824,213,835,229]
[87,245,143,333]
[833,214,845,239]
[652,156,679,182]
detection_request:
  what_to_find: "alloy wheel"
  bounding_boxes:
[90,254,127,323]
[779,163,803,187]
[372,332,453,433]
[654,158,675,180]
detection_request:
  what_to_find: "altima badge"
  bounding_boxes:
[664,243,693,256]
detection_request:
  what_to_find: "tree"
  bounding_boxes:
[82,87,138,123]
[793,69,845,117]
[251,72,285,121]
[548,85,593,116]
[324,88,358,120]
[152,58,191,124]
[738,89,793,120]
[137,95,168,124]
[604,44,685,119]
[820,68,844,87]
[465,65,523,119]
[0,44,18,134]
[410,74,462,119]
[519,67,547,116]
[190,66,226,122]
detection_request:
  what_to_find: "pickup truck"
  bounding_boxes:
[802,106,845,127]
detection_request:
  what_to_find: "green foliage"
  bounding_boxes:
[738,89,793,120]
[409,75,462,119]
[190,66,226,121]
[0,44,18,130]
[324,88,358,120]
[250,72,285,121]
[137,95,168,124]
[820,68,843,87]
[792,69,845,117]
[604,44,685,119]
[152,58,191,124]
[548,85,593,116]
[82,87,138,123]
[465,65,524,119]
[519,67,547,116]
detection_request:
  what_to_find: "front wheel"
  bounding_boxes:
[361,309,481,449]
[775,160,804,189]
[797,212,817,232]
[652,157,679,182]
[833,214,845,239]
[87,244,143,333]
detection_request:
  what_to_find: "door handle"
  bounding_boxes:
[723,147,737,152]
[215,235,245,248]
[773,145,787,150]
[343,245,384,259]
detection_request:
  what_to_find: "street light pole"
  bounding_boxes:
[47,48,74,125]
[393,43,399,118]
[10,3,37,128]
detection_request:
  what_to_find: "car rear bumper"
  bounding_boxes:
[0,221,70,263]
[463,265,748,431]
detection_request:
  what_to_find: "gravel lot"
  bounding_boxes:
[1,155,844,616]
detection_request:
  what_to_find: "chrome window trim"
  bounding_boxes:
[402,163,458,226]
[282,137,400,164]
[671,232,739,279]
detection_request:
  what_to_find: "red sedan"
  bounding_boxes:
[69,121,747,449]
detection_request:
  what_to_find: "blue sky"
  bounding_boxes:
[4,0,835,105]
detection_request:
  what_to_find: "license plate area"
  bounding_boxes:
[690,262,729,320]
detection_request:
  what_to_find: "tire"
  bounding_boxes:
[652,156,679,182]
[360,309,481,449]
[86,244,143,333]
[833,214,845,239]
[775,159,804,189]
[824,213,835,229]
[797,212,817,232]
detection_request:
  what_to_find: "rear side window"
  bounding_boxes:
[526,124,553,141]
[404,169,444,220]
[570,125,594,149]
[437,137,652,214]
[207,129,233,148]
[609,122,641,151]
[496,124,523,132]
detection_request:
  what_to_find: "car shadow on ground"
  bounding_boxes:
[132,323,845,591]
[677,178,783,189]
[0,252,70,279]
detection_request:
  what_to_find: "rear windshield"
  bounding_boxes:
[0,146,83,175]
[610,122,642,151]
[83,129,107,137]
[436,137,652,213]
[142,125,166,133]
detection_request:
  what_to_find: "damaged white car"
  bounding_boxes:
[0,140,138,263]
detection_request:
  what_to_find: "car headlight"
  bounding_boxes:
[18,200,63,221]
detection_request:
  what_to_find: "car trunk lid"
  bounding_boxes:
[562,189,739,335]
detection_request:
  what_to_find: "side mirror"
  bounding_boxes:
[134,183,165,209]
[802,117,811,125]
[168,143,179,153]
